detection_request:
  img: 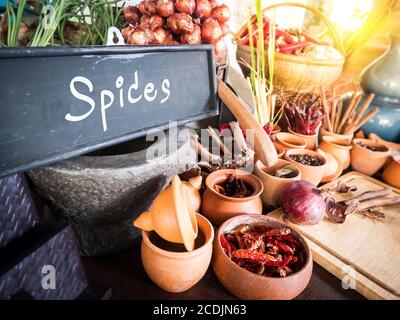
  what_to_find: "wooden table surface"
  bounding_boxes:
[82,241,365,300]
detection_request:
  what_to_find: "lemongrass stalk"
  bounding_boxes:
[256,0,265,80]
[247,10,256,91]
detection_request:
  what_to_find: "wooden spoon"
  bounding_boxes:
[217,78,278,167]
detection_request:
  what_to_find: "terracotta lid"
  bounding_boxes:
[133,175,198,252]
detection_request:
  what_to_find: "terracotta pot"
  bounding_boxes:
[318,128,353,144]
[288,127,317,150]
[141,213,214,293]
[182,176,202,212]
[285,149,327,186]
[351,139,390,176]
[271,124,282,141]
[202,169,263,226]
[383,158,400,189]
[276,132,307,152]
[273,142,285,158]
[319,136,352,170]
[134,176,198,251]
[212,215,313,300]
[254,160,301,207]
[316,149,343,183]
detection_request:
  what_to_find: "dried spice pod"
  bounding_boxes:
[156,0,175,17]
[175,0,196,15]
[124,6,142,25]
[194,0,212,20]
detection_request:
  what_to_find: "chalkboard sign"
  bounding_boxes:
[0,45,217,178]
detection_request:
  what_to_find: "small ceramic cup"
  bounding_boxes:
[285,149,327,186]
[202,169,263,226]
[351,138,390,176]
[288,127,317,150]
[319,136,352,170]
[254,159,301,207]
[276,132,307,152]
[318,128,353,144]
[383,157,400,188]
[141,213,214,293]
[274,142,285,158]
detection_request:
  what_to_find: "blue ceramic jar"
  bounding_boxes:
[361,34,400,142]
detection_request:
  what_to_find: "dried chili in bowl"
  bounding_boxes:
[220,224,306,277]
[214,175,254,198]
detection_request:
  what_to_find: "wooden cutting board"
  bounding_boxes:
[269,172,400,300]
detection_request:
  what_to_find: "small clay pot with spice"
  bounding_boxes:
[351,138,390,176]
[285,149,327,186]
[201,169,263,226]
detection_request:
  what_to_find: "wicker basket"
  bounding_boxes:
[235,2,345,93]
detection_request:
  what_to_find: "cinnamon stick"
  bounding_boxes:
[320,87,333,132]
[351,94,375,130]
[345,187,392,204]
[337,93,357,133]
[358,197,400,211]
[191,139,223,165]
[345,108,380,134]
[334,99,343,133]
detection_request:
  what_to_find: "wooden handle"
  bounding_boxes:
[217,78,278,167]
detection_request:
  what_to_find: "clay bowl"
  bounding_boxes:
[254,159,301,207]
[273,142,285,158]
[288,127,317,150]
[141,213,214,293]
[202,169,263,226]
[383,158,400,189]
[285,149,327,186]
[351,139,390,176]
[316,149,343,183]
[319,136,352,170]
[212,215,313,300]
[275,132,307,151]
[134,176,198,251]
[318,128,353,144]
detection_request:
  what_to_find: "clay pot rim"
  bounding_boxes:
[319,128,354,139]
[352,138,390,155]
[205,169,264,202]
[321,136,353,150]
[215,214,312,282]
[276,132,307,149]
[272,124,282,134]
[320,153,343,183]
[284,149,327,168]
[273,142,285,158]
[288,127,317,138]
[142,213,214,258]
[255,160,301,182]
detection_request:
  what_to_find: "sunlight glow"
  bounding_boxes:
[329,0,373,32]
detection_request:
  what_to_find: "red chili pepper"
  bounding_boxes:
[220,235,232,259]
[233,249,293,267]
[241,17,269,46]
[275,29,295,44]
[278,41,312,54]
[301,32,328,45]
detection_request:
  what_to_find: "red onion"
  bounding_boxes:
[156,0,175,17]
[281,181,325,225]
[175,0,196,15]
[211,4,230,23]
[124,6,141,25]
[201,17,222,44]
[194,0,212,20]
[181,24,201,44]
[138,0,157,16]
